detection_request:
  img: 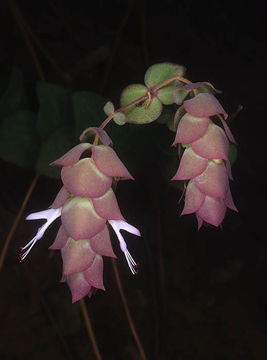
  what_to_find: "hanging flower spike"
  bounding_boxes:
[172,92,237,228]
[22,128,141,303]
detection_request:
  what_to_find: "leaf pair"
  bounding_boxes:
[120,63,185,124]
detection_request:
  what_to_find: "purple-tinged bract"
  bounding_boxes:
[172,93,237,228]
[22,129,140,302]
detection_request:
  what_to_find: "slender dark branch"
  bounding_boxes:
[79,298,102,360]
[112,258,147,360]
[0,173,40,271]
[7,0,45,80]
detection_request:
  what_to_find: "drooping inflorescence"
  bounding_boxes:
[21,128,140,302]
[21,63,239,303]
[172,91,237,228]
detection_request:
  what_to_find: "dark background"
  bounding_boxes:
[0,0,267,359]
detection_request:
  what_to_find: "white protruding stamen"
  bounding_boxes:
[108,220,140,274]
[21,208,61,260]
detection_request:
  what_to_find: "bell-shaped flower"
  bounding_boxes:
[172,93,237,227]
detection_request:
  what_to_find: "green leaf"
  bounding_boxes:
[72,91,107,139]
[113,112,126,125]
[173,88,189,105]
[0,110,39,168]
[157,86,175,105]
[144,63,185,88]
[0,67,23,119]
[156,105,176,131]
[228,143,238,166]
[36,127,75,178]
[120,84,147,105]
[196,82,219,95]
[37,82,73,139]
[144,63,186,105]
[120,84,162,124]
[103,101,114,116]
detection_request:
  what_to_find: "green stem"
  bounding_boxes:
[98,75,194,131]
[82,74,196,143]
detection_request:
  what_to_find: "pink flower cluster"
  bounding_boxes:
[172,93,237,228]
[21,129,140,302]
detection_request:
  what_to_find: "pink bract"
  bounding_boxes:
[84,255,105,290]
[173,113,210,145]
[61,158,112,198]
[90,225,116,258]
[191,124,229,160]
[61,238,96,275]
[225,188,238,211]
[50,186,70,209]
[184,93,228,119]
[197,196,227,227]
[49,225,68,250]
[61,197,106,240]
[194,161,228,199]
[181,181,205,215]
[172,147,208,180]
[66,273,92,303]
[92,188,125,221]
[51,143,91,166]
[92,145,134,179]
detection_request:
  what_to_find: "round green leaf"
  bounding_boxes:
[120,84,147,106]
[120,84,162,124]
[144,63,186,105]
[157,86,175,105]
[113,112,126,125]
[103,101,114,116]
[144,63,185,88]
[173,88,189,105]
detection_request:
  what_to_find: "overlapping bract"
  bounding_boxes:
[172,93,237,228]
[22,134,140,303]
[51,142,136,302]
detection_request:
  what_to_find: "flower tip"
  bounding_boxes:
[134,263,139,276]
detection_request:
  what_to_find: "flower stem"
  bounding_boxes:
[79,298,102,360]
[153,74,192,91]
[97,75,195,133]
[99,94,147,130]
[0,173,40,271]
[111,258,147,360]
